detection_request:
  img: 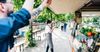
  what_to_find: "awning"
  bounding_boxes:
[49,0,90,14]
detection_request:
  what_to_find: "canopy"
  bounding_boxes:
[49,0,90,14]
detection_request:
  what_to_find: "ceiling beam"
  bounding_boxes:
[77,0,100,12]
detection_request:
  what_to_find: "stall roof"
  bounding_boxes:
[81,0,100,11]
[81,0,100,16]
[49,0,90,14]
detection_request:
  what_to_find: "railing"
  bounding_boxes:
[10,29,46,52]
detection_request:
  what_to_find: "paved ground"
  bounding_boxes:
[24,28,73,52]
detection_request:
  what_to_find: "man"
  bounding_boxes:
[45,20,54,52]
[0,0,51,52]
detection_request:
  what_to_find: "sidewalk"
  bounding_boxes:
[24,28,73,52]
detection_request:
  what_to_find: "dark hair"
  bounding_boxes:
[47,20,52,24]
[0,0,6,3]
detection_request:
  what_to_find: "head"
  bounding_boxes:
[0,0,14,17]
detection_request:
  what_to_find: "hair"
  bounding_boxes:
[0,0,6,3]
[47,20,52,24]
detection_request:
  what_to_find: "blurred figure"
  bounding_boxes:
[45,20,54,52]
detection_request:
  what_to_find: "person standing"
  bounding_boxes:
[45,20,54,52]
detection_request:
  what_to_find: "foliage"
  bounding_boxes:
[82,16,100,28]
[34,0,42,8]
[13,0,25,11]
[25,29,36,47]
[65,13,75,22]
[80,26,96,37]
[34,8,54,22]
[80,27,92,36]
[92,16,100,28]
[13,0,42,10]
[35,8,75,23]
[82,17,93,24]
[33,0,75,23]
[13,0,75,23]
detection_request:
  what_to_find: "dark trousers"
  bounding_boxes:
[46,45,54,52]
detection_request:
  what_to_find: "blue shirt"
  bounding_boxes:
[0,8,31,52]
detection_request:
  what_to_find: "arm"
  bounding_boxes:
[32,0,52,17]
[0,8,30,40]
[22,0,52,15]
[32,5,43,17]
[10,0,52,29]
[22,0,35,14]
[0,0,52,40]
[11,0,50,29]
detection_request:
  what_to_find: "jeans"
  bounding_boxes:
[46,45,54,52]
[46,33,54,52]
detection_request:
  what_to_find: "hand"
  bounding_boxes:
[47,0,52,5]
[41,0,52,8]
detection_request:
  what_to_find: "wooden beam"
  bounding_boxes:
[78,0,100,11]
[82,8,100,11]
[82,6,100,9]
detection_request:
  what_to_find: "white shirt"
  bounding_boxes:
[45,24,51,33]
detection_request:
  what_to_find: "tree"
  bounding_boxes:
[13,0,24,11]
[13,0,75,23]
